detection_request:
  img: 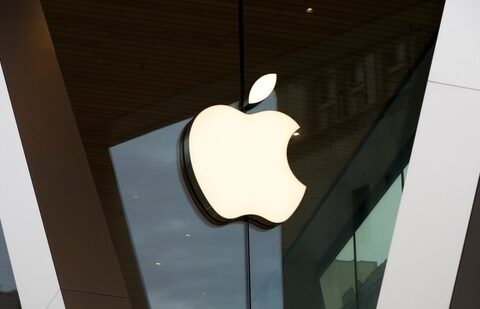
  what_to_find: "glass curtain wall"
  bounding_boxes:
[320,166,408,309]
[242,1,444,308]
[40,0,445,308]
[280,44,436,309]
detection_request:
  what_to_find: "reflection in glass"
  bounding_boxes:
[318,174,404,309]
[403,164,409,181]
[281,43,438,308]
[319,239,356,309]
[356,177,402,265]
[242,1,445,307]
[110,120,247,309]
[250,226,283,309]
[356,176,403,308]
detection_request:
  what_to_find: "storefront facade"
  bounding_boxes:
[1,1,480,308]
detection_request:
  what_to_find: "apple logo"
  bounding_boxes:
[180,74,306,228]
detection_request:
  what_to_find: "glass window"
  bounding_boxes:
[404,164,409,180]
[250,226,284,309]
[356,176,403,308]
[356,176,403,266]
[319,238,356,309]
[111,120,248,309]
[319,173,404,309]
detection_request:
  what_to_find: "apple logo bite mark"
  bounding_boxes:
[180,74,306,228]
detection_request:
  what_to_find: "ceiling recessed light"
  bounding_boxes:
[185,233,191,237]
[155,262,162,266]
[293,132,300,136]
[201,292,207,296]
[306,7,313,13]
[133,195,139,199]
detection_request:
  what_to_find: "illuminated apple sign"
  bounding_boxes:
[181,74,306,228]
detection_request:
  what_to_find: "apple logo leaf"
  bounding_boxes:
[248,73,277,104]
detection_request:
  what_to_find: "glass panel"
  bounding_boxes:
[403,164,410,182]
[355,176,403,308]
[0,225,21,308]
[110,119,247,309]
[250,226,283,309]
[319,238,356,309]
[318,173,404,309]
[243,1,444,308]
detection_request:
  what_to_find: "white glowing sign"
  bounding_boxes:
[181,74,306,227]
